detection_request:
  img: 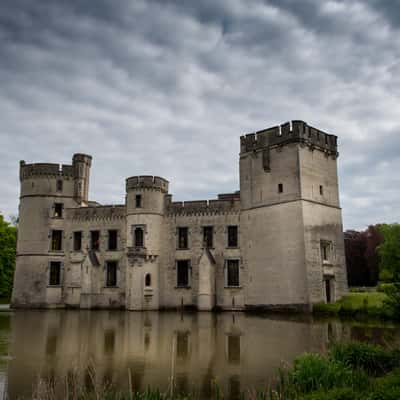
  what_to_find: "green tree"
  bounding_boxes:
[378,224,400,320]
[0,214,17,300]
[378,224,400,282]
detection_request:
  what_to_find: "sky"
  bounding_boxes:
[0,0,399,230]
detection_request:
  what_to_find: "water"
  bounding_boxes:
[0,310,399,399]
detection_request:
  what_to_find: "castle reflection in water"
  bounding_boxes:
[5,311,398,399]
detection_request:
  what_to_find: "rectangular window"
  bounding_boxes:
[278,183,283,193]
[203,226,213,248]
[227,226,238,248]
[319,185,324,195]
[73,231,82,251]
[54,203,63,218]
[108,230,118,251]
[106,261,117,287]
[321,241,331,262]
[177,260,190,287]
[177,227,189,249]
[90,230,100,250]
[56,180,63,192]
[49,261,61,286]
[135,194,142,208]
[226,259,240,287]
[51,230,63,251]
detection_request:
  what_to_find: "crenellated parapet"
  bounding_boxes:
[19,161,75,181]
[126,175,169,193]
[66,205,126,221]
[240,120,338,156]
[166,194,240,216]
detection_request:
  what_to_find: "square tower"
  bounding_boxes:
[239,121,347,310]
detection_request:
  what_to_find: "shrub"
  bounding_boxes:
[381,283,400,321]
[330,342,400,375]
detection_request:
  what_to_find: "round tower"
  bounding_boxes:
[73,153,92,205]
[125,175,169,310]
[12,153,92,308]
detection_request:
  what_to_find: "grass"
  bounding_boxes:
[30,342,400,400]
[313,292,389,318]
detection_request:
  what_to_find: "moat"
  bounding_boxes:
[0,311,399,399]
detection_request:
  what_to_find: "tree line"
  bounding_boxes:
[0,214,17,300]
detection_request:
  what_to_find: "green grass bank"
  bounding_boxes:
[313,291,392,319]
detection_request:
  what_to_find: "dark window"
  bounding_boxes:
[177,260,190,287]
[56,180,63,192]
[227,259,240,287]
[227,226,238,248]
[178,227,188,249]
[227,335,240,363]
[108,230,118,250]
[134,227,144,247]
[325,279,331,303]
[135,194,142,208]
[145,273,151,287]
[203,226,213,248]
[320,185,324,195]
[106,261,117,287]
[90,231,100,250]
[73,231,82,251]
[54,203,63,218]
[278,183,283,193]
[49,261,61,285]
[321,241,331,262]
[51,230,63,251]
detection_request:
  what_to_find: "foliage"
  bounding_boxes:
[381,283,400,321]
[330,342,400,375]
[378,224,400,283]
[0,214,17,300]
[345,225,383,287]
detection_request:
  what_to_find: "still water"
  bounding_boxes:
[0,310,399,399]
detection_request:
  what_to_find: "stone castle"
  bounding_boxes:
[12,120,348,311]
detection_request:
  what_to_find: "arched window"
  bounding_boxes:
[145,273,151,287]
[135,227,144,247]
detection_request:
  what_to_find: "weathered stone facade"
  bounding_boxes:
[12,120,348,311]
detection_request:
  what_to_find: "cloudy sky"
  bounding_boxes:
[0,0,399,230]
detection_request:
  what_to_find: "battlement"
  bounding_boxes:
[166,195,240,216]
[66,205,125,221]
[240,120,338,156]
[72,153,92,166]
[19,161,75,181]
[126,175,169,193]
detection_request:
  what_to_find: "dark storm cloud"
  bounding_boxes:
[0,0,399,230]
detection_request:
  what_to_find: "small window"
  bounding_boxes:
[90,231,100,250]
[177,227,189,249]
[177,260,190,287]
[278,183,283,193]
[49,261,61,286]
[54,203,63,218]
[226,259,240,287]
[56,180,63,192]
[135,194,142,208]
[321,241,331,262]
[203,226,213,248]
[106,261,117,287]
[145,273,151,287]
[51,230,63,251]
[227,226,238,248]
[108,230,118,251]
[134,227,144,247]
[319,185,324,195]
[73,231,82,251]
